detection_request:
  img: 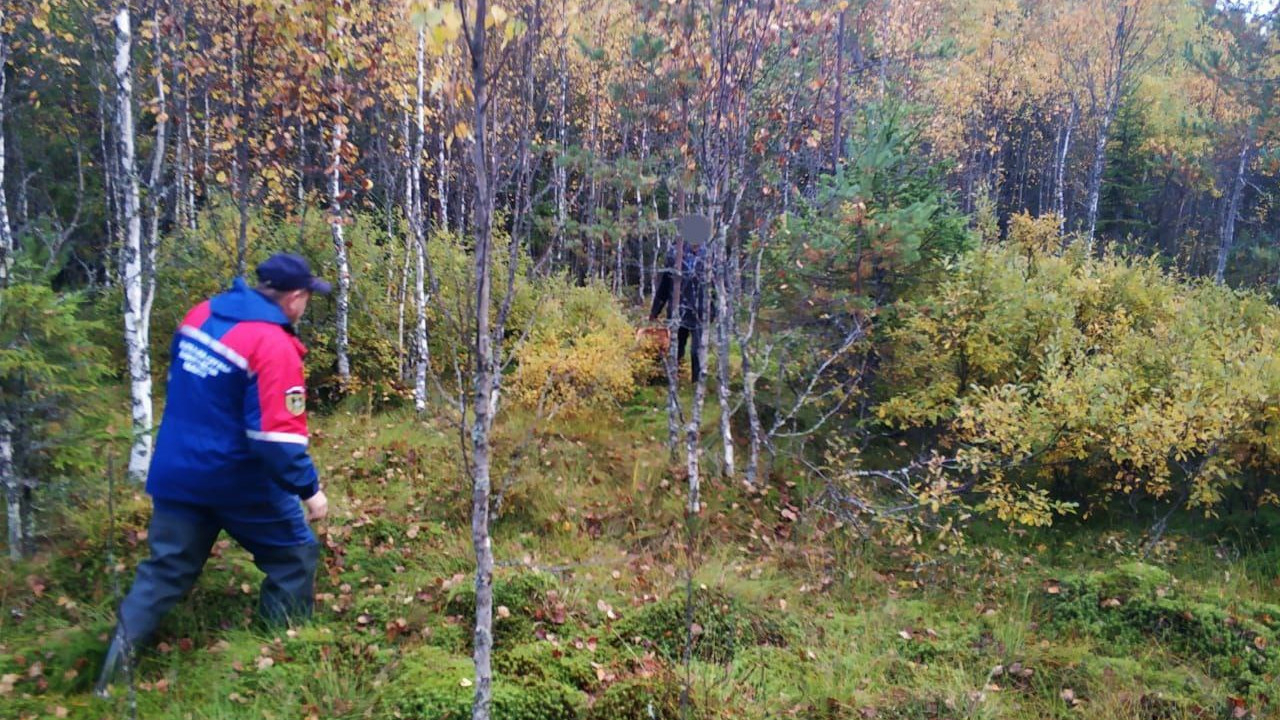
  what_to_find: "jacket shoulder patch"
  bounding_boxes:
[284,386,306,416]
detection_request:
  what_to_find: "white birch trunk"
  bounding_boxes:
[437,126,449,231]
[738,269,764,486]
[329,105,351,389]
[0,18,13,284]
[713,228,734,479]
[1084,103,1114,250]
[1054,101,1075,231]
[398,113,413,382]
[464,2,496,717]
[413,28,430,412]
[115,5,154,483]
[1215,139,1251,285]
[2,417,22,560]
[663,235,685,453]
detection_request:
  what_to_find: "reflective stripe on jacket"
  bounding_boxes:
[147,278,320,512]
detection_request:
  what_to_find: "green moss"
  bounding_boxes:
[732,645,816,707]
[1042,655,1217,712]
[390,646,585,720]
[493,641,599,692]
[585,675,684,720]
[0,623,111,695]
[1042,563,1278,697]
[443,571,558,650]
[614,586,793,663]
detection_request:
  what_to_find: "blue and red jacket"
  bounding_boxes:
[147,278,320,510]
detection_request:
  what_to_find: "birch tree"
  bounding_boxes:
[112,3,154,482]
[1070,0,1162,248]
[327,6,352,391]
[412,26,431,412]
[457,0,495,715]
[0,9,13,285]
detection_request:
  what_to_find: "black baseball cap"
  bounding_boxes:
[256,253,332,294]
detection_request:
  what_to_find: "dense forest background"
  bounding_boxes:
[2,1,1280,719]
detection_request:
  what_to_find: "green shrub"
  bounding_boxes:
[508,280,641,413]
[0,282,112,516]
[614,587,793,663]
[878,217,1280,524]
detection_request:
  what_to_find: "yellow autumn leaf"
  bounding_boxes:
[442,5,463,30]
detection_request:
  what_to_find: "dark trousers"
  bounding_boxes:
[677,325,702,382]
[114,500,319,648]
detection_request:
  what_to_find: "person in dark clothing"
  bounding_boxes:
[95,254,332,698]
[650,214,712,381]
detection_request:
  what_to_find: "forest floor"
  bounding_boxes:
[1,385,1278,720]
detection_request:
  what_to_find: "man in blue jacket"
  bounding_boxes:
[96,254,331,696]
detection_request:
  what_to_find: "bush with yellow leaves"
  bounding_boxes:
[876,212,1280,526]
[507,280,642,413]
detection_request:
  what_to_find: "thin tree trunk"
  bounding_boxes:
[554,27,567,269]
[713,228,734,479]
[585,69,600,281]
[0,17,12,285]
[98,81,120,290]
[1215,138,1250,285]
[398,111,413,381]
[1084,103,1114,250]
[329,104,351,388]
[782,90,795,216]
[637,120,650,302]
[413,28,430,412]
[614,186,624,293]
[1085,1,1146,249]
[297,112,307,212]
[184,66,196,228]
[737,246,765,487]
[651,199,663,301]
[202,91,211,201]
[832,7,846,172]
[687,262,708,514]
[398,168,411,381]
[174,96,188,230]
[115,5,154,483]
[232,30,249,277]
[174,3,193,230]
[437,123,448,231]
[1055,102,1076,234]
[462,2,496,717]
[1,417,22,560]
[144,1,168,339]
[664,243,684,454]
[459,171,468,236]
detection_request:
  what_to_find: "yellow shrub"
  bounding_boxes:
[507,281,641,413]
[879,212,1280,523]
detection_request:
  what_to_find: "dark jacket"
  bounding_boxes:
[147,278,320,519]
[650,245,707,329]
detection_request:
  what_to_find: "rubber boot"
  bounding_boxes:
[92,627,134,699]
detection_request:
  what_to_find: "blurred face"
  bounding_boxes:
[280,289,312,324]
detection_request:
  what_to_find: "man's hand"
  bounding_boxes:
[303,490,328,522]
